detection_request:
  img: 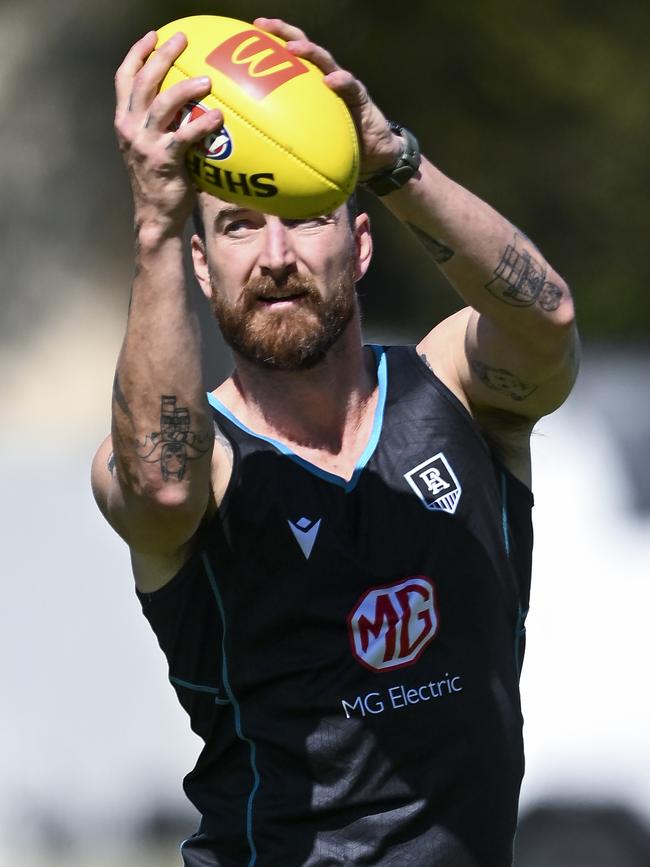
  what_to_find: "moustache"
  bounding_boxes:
[238,274,323,311]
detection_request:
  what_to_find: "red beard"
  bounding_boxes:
[210,267,356,371]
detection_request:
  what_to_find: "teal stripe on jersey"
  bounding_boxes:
[201,551,260,866]
[206,345,388,493]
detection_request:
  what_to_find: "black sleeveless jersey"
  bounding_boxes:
[137,345,533,867]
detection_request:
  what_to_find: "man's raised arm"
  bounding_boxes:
[258,18,578,435]
[91,32,225,569]
[378,157,578,427]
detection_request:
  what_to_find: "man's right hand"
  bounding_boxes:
[92,30,226,593]
[113,30,224,234]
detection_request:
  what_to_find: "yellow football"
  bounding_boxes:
[155,15,359,218]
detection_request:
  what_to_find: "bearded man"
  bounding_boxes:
[92,18,578,867]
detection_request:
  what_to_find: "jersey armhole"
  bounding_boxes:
[406,346,534,499]
[405,345,493,450]
[211,413,241,520]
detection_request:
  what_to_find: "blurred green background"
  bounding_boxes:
[3,0,650,350]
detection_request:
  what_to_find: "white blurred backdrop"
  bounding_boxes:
[1,300,649,862]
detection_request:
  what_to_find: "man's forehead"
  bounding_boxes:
[196,192,348,224]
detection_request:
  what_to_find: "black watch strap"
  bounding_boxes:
[360,121,421,196]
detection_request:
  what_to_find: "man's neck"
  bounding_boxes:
[213,323,378,462]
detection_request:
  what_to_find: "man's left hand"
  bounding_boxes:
[254,18,401,179]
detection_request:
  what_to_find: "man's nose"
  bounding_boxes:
[257,218,297,277]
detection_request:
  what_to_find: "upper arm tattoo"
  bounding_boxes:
[486,233,564,311]
[422,350,537,403]
[407,223,455,264]
[470,359,538,402]
[136,395,212,482]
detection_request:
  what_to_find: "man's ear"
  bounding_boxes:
[354,212,373,281]
[191,234,212,301]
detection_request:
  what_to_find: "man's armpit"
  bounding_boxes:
[469,359,539,403]
[210,421,235,507]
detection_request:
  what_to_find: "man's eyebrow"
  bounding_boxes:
[212,206,250,231]
[282,211,337,225]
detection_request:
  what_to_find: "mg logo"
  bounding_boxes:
[348,577,439,672]
[206,30,309,100]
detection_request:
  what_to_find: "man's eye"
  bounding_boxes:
[224,220,254,233]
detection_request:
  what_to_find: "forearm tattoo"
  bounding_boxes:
[486,233,563,311]
[407,223,455,264]
[107,452,116,477]
[136,395,212,482]
[471,359,538,402]
[132,224,142,284]
[112,372,133,420]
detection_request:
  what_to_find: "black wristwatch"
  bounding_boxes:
[360,121,421,196]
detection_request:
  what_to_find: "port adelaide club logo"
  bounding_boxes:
[403,452,462,514]
[348,576,439,672]
[171,101,234,160]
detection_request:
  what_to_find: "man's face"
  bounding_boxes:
[192,196,371,371]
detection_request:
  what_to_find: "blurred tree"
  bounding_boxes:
[2,0,648,345]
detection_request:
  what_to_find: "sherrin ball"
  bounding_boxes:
[155,16,360,218]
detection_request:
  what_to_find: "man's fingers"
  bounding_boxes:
[142,77,213,134]
[254,20,340,78]
[163,108,224,155]
[253,17,308,43]
[114,31,158,115]
[323,69,368,110]
[142,82,223,164]
[284,39,340,76]
[126,32,187,117]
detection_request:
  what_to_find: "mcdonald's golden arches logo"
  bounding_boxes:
[206,30,310,100]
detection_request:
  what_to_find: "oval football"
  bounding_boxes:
[155,16,359,218]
